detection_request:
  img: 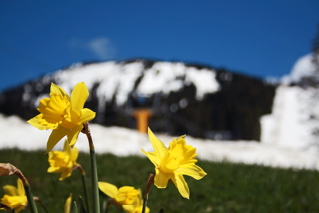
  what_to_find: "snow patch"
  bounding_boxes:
[1,114,319,171]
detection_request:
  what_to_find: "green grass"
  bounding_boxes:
[1,148,319,213]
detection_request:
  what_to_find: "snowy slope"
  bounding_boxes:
[1,113,319,171]
[260,53,319,152]
[50,61,219,106]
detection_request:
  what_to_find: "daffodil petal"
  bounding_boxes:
[98,182,119,198]
[67,125,82,148]
[71,82,89,115]
[3,185,18,196]
[59,169,72,181]
[176,164,207,180]
[17,179,25,196]
[79,108,96,123]
[47,167,59,173]
[148,128,167,159]
[47,127,70,152]
[171,173,190,199]
[27,117,47,130]
[122,205,135,212]
[63,139,71,154]
[154,169,170,188]
[141,150,160,167]
[50,83,68,97]
[70,147,79,162]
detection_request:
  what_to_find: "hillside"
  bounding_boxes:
[0,59,276,141]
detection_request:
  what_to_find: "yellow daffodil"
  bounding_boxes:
[98,182,140,205]
[27,82,96,152]
[47,140,78,180]
[142,128,207,199]
[1,179,27,213]
[122,189,150,213]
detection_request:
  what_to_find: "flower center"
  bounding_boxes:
[160,152,180,173]
[115,187,139,205]
[50,152,70,168]
[37,94,71,129]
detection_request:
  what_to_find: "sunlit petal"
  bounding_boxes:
[3,185,18,196]
[50,83,68,97]
[79,108,96,124]
[70,147,79,162]
[141,150,160,167]
[27,117,47,130]
[71,82,89,115]
[98,182,118,198]
[47,127,69,152]
[176,164,207,180]
[63,139,71,154]
[171,173,190,199]
[154,169,170,188]
[60,169,72,181]
[148,128,167,159]
[17,179,25,196]
[67,126,82,148]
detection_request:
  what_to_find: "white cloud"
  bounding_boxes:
[69,37,117,60]
[88,37,116,60]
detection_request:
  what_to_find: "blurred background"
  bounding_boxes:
[0,0,319,143]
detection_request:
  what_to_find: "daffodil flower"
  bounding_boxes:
[47,140,79,180]
[142,128,207,199]
[123,189,150,213]
[98,182,140,206]
[27,82,96,152]
[1,179,27,213]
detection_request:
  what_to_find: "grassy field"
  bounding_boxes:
[1,148,319,213]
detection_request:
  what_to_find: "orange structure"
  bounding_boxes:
[132,108,153,133]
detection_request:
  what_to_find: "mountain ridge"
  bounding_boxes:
[0,59,276,141]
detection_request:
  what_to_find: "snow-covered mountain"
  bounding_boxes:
[261,53,319,152]
[0,54,318,154]
[0,59,276,140]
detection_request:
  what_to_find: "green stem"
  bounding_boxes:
[142,194,148,213]
[81,173,90,213]
[24,182,38,213]
[84,123,100,213]
[75,164,90,213]
[34,197,49,213]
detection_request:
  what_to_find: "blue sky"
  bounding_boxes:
[0,0,318,92]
